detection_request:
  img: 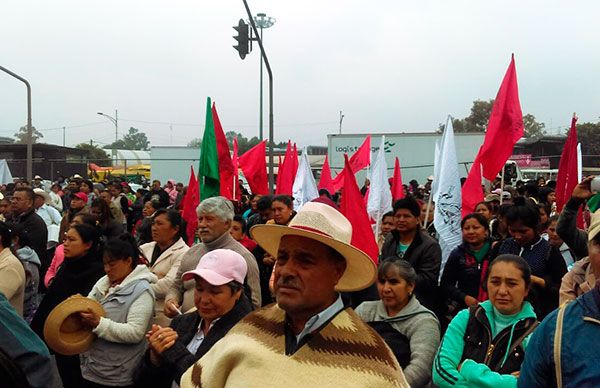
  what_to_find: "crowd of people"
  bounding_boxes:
[0,171,599,387]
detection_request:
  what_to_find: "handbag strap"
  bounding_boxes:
[553,302,569,388]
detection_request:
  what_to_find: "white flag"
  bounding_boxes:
[367,136,393,234]
[432,139,442,202]
[434,116,463,273]
[292,148,319,210]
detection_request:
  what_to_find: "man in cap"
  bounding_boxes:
[179,202,409,387]
[58,191,88,239]
[164,196,262,314]
[32,175,45,190]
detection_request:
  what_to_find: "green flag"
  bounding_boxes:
[199,97,219,199]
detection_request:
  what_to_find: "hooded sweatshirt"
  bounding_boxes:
[433,300,537,388]
[355,295,440,387]
[16,246,40,323]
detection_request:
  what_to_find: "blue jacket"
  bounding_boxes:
[518,285,600,387]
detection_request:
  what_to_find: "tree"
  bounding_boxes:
[187,138,201,148]
[523,113,546,138]
[439,99,545,138]
[104,127,150,150]
[14,125,44,143]
[76,143,112,166]
[577,122,600,166]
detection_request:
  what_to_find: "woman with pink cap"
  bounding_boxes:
[134,248,252,387]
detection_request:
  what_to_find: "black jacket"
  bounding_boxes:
[380,229,442,311]
[133,298,252,387]
[30,250,104,343]
[461,304,538,374]
[12,209,48,267]
[441,241,493,311]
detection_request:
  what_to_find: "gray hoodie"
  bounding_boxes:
[355,296,440,387]
[16,247,40,323]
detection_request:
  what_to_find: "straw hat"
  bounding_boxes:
[33,188,51,204]
[588,210,600,242]
[43,294,105,356]
[250,202,377,292]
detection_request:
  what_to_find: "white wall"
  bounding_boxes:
[150,146,200,184]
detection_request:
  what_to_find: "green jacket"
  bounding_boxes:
[432,300,537,388]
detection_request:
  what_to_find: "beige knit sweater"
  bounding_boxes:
[180,305,409,388]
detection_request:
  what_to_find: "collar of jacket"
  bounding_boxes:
[147,237,187,265]
[580,283,600,324]
[203,231,237,250]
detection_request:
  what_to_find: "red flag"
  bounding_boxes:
[555,115,583,226]
[477,55,524,180]
[318,155,335,195]
[182,166,200,246]
[332,135,372,191]
[211,103,235,200]
[340,154,379,264]
[239,141,269,195]
[232,136,241,201]
[461,154,485,217]
[391,157,405,201]
[276,141,297,195]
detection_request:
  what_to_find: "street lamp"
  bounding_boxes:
[97,110,118,160]
[253,13,275,141]
[0,66,33,181]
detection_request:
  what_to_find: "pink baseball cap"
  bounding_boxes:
[72,192,88,203]
[182,249,247,285]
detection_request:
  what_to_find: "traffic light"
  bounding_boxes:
[233,19,250,59]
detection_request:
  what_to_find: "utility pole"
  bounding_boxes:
[97,110,119,161]
[239,0,275,193]
[254,13,276,141]
[0,65,33,181]
[339,111,345,134]
[63,126,66,147]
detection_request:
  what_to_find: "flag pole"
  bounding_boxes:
[499,165,505,205]
[424,188,433,229]
[373,136,385,237]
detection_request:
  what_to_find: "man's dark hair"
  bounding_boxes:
[14,187,34,202]
[393,197,420,218]
[318,189,332,199]
[256,195,273,212]
[233,215,248,234]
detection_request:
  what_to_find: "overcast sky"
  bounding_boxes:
[1,0,599,149]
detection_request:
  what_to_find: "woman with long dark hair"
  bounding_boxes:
[30,223,104,388]
[441,213,494,318]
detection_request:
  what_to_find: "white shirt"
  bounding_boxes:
[295,294,344,344]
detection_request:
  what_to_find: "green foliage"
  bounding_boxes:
[523,113,546,138]
[76,142,112,166]
[187,138,202,148]
[190,131,296,153]
[577,122,600,166]
[440,99,545,138]
[14,125,43,143]
[104,127,150,150]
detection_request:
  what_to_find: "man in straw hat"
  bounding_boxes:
[179,202,409,387]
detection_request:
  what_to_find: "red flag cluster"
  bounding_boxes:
[332,135,371,191]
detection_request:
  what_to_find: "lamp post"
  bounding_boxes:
[253,13,275,141]
[97,110,118,161]
[0,66,32,181]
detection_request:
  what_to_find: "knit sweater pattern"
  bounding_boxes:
[180,305,409,388]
